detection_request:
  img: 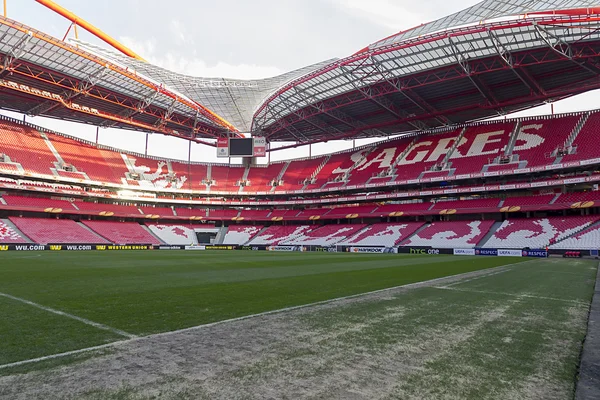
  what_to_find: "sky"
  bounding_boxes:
[1,0,599,164]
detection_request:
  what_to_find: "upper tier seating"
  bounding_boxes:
[0,219,30,243]
[482,216,596,249]
[394,129,463,181]
[247,225,315,245]
[338,222,424,247]
[0,120,58,176]
[283,224,366,246]
[449,122,514,175]
[502,194,557,208]
[347,139,412,185]
[510,116,579,167]
[244,164,285,193]
[222,225,263,245]
[2,195,77,211]
[276,157,324,191]
[1,112,600,195]
[404,220,495,248]
[83,221,162,245]
[210,165,245,191]
[10,217,108,244]
[146,224,199,245]
[562,113,600,162]
[550,224,600,250]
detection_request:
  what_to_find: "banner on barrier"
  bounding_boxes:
[408,248,442,255]
[349,247,385,253]
[475,248,498,256]
[156,245,185,250]
[267,245,298,252]
[521,250,548,258]
[185,245,206,251]
[498,249,522,257]
[453,249,475,256]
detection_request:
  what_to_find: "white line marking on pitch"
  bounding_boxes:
[0,292,137,339]
[433,286,588,305]
[0,261,529,371]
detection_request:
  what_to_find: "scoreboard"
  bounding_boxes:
[217,137,266,158]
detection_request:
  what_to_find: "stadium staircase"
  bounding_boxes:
[0,197,6,205]
[1,218,33,243]
[397,222,431,246]
[303,155,331,190]
[243,226,269,245]
[141,224,166,244]
[440,127,467,167]
[555,112,590,164]
[549,194,561,205]
[270,162,290,193]
[77,221,107,242]
[476,221,504,247]
[503,121,522,157]
[214,226,228,245]
[239,165,251,193]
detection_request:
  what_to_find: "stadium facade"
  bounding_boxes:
[0,0,600,255]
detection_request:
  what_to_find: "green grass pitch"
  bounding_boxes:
[0,251,526,366]
[0,251,596,399]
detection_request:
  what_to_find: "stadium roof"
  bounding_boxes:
[1,0,600,145]
[71,40,336,134]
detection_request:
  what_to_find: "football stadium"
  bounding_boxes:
[0,0,600,398]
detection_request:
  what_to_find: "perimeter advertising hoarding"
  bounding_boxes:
[498,249,522,257]
[453,249,476,256]
[521,250,548,258]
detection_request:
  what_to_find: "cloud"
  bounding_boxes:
[119,35,283,80]
[328,0,429,31]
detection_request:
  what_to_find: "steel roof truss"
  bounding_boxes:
[1,31,33,78]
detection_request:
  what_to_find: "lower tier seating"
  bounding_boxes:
[0,219,30,243]
[482,216,596,249]
[146,224,199,245]
[247,225,314,245]
[550,224,600,250]
[83,221,162,245]
[222,225,263,244]
[404,220,495,248]
[283,224,366,246]
[338,222,424,247]
[9,217,108,244]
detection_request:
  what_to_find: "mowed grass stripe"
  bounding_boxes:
[0,251,528,365]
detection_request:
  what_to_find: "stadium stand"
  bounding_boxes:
[339,222,424,247]
[139,206,175,217]
[174,208,208,218]
[550,223,600,250]
[75,202,141,215]
[2,195,76,211]
[146,224,199,245]
[449,122,514,175]
[244,164,285,193]
[431,198,501,211]
[393,130,461,181]
[283,224,366,246]
[404,220,495,248]
[0,219,30,243]
[482,216,596,249]
[276,157,324,191]
[82,221,162,245]
[238,209,272,220]
[561,112,600,162]
[510,116,579,168]
[247,225,315,245]
[222,225,264,245]
[0,120,57,176]
[9,217,108,244]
